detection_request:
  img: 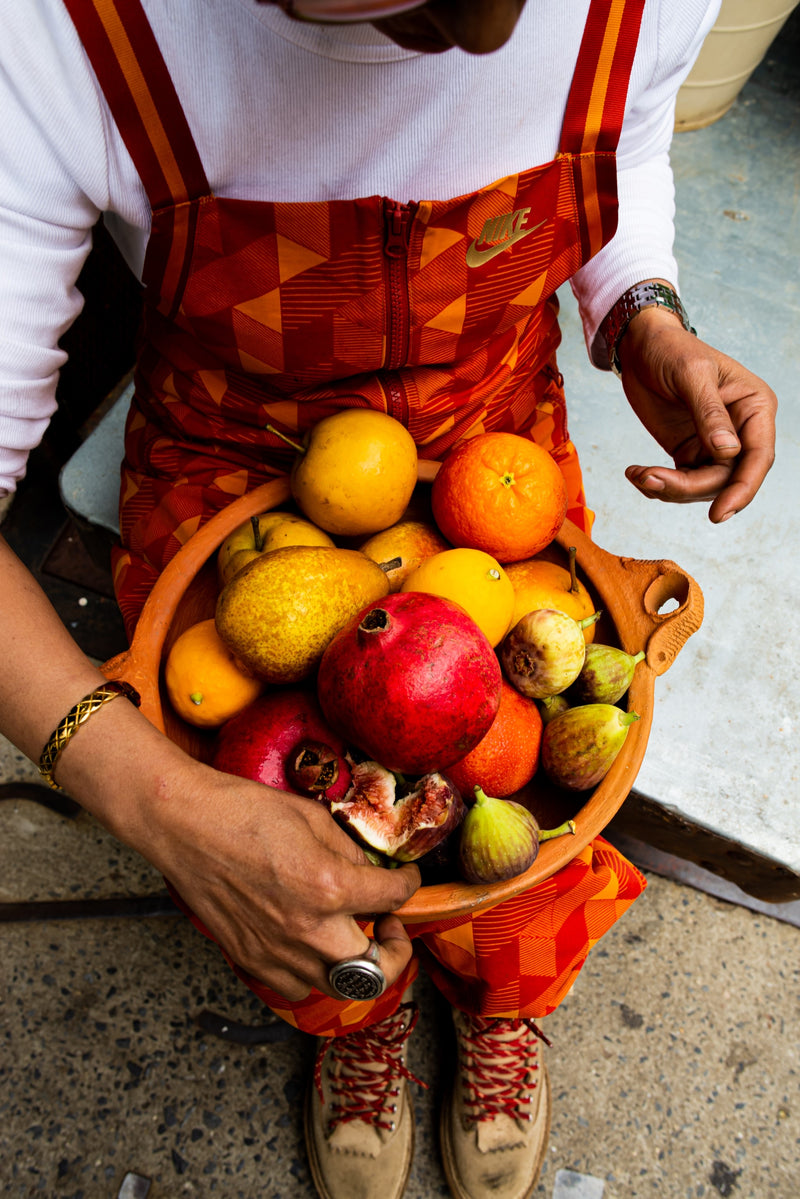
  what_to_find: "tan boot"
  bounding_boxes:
[440,1010,552,1199]
[304,1002,422,1199]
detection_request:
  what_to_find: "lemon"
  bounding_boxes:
[401,547,515,647]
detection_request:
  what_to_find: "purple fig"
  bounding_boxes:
[542,703,639,792]
[458,784,575,884]
[570,645,645,705]
[500,608,601,699]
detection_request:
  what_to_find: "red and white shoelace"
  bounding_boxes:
[314,1002,427,1133]
[457,1015,551,1126]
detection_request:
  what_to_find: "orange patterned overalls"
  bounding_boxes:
[65,0,646,1036]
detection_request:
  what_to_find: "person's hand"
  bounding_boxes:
[144,755,422,1002]
[615,306,777,522]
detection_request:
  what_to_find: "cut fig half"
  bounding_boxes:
[331,760,465,862]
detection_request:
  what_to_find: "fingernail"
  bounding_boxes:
[711,431,739,450]
[640,475,665,492]
[718,509,737,522]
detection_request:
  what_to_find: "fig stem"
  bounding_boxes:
[250,514,264,553]
[472,785,490,807]
[568,546,579,594]
[579,610,602,630]
[265,423,305,455]
[539,819,576,842]
[631,650,646,666]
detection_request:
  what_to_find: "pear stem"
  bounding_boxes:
[250,514,264,553]
[568,546,579,594]
[378,557,403,574]
[265,423,305,455]
[539,819,576,842]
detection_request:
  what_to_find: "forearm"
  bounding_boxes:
[0,533,191,846]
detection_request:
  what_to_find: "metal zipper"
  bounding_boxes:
[382,198,414,422]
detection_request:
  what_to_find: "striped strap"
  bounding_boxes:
[63,0,209,211]
[560,0,646,156]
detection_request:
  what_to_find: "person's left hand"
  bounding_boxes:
[615,306,777,523]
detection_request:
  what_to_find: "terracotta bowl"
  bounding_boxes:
[103,463,703,923]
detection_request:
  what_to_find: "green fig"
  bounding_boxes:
[458,784,575,884]
[538,694,571,725]
[500,607,601,699]
[541,703,639,792]
[570,644,645,705]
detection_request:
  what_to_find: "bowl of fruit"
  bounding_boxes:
[102,416,703,921]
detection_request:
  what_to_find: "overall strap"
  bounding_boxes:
[559,0,646,156]
[63,0,210,211]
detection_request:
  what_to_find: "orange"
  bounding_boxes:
[431,431,568,563]
[401,547,515,647]
[164,619,263,728]
[447,679,543,798]
[359,520,451,592]
[505,551,597,644]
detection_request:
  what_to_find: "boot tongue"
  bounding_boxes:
[328,1116,388,1155]
[476,1110,527,1152]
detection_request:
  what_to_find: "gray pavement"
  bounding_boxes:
[2,770,799,1198]
[2,12,800,1199]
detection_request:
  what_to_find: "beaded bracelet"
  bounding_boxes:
[38,680,141,790]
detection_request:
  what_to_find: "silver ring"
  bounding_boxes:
[328,939,387,1001]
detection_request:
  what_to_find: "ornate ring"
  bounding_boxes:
[328,939,387,1001]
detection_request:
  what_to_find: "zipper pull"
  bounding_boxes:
[384,200,412,259]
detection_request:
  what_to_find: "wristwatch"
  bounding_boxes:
[602,281,696,377]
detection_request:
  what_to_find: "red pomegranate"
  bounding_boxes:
[316,592,503,775]
[211,687,351,803]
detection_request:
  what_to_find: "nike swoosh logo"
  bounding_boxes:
[465,218,545,268]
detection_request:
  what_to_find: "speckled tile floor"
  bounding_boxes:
[2,785,799,1199]
[3,12,800,1199]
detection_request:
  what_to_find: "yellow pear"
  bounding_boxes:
[504,548,597,643]
[359,520,451,592]
[217,511,335,586]
[215,545,390,683]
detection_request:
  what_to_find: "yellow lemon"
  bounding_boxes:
[401,547,515,647]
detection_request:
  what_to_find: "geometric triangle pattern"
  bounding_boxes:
[171,837,646,1038]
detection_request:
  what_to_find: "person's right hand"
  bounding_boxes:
[132,749,421,1002]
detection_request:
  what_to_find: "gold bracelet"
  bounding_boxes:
[38,680,141,790]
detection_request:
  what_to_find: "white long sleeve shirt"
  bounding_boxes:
[0,0,720,494]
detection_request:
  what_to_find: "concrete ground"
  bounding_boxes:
[2,12,799,1199]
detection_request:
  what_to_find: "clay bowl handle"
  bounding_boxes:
[418,457,704,674]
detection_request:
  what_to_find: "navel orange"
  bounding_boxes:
[401,547,515,647]
[165,619,263,728]
[447,679,543,798]
[431,431,568,563]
